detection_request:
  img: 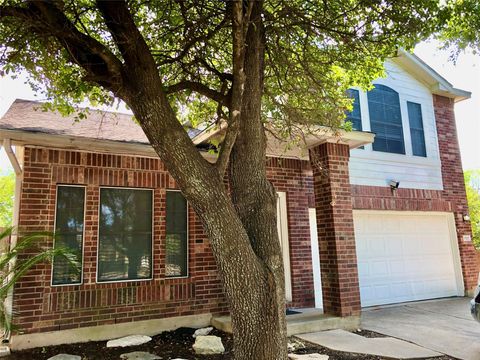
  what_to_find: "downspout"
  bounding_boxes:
[2,139,23,343]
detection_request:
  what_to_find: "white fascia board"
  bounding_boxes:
[395,50,471,102]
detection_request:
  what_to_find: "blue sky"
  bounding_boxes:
[1,40,479,174]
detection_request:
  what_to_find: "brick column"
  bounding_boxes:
[309,142,361,317]
[434,95,479,294]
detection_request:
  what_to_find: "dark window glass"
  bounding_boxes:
[407,101,427,157]
[346,89,362,131]
[367,84,405,154]
[166,191,188,277]
[52,186,84,285]
[98,188,152,282]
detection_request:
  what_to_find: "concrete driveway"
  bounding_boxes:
[361,297,480,360]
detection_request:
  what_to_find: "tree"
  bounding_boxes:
[0,171,14,228]
[438,0,480,55]
[465,170,480,249]
[0,1,446,358]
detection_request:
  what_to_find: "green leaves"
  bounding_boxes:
[465,170,480,249]
[0,227,81,333]
[0,172,14,227]
[0,0,453,136]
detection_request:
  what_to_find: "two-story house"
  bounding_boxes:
[0,50,478,349]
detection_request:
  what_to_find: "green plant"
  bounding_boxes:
[0,227,80,334]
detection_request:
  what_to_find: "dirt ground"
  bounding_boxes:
[5,328,456,359]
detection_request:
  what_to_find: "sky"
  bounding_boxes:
[0,40,479,174]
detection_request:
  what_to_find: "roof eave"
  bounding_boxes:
[395,49,471,103]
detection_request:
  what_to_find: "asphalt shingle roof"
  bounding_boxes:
[0,99,150,144]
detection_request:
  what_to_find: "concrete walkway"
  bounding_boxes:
[361,297,480,360]
[298,329,442,359]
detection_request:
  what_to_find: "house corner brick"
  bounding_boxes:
[433,95,479,293]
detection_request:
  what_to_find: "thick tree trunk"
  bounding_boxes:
[100,2,287,358]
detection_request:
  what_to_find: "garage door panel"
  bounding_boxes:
[354,212,461,307]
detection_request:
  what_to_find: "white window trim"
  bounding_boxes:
[164,189,190,279]
[351,82,440,161]
[51,184,86,287]
[277,192,292,302]
[96,186,154,284]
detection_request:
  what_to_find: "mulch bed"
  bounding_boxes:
[5,327,457,360]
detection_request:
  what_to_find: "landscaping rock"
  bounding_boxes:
[288,339,306,352]
[0,346,9,358]
[47,355,81,360]
[193,326,213,338]
[192,335,225,355]
[120,351,161,360]
[106,335,152,348]
[288,354,329,360]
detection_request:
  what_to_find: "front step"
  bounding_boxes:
[211,309,360,336]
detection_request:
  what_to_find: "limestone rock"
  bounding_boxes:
[193,326,213,338]
[288,339,306,352]
[289,354,329,360]
[193,335,225,355]
[120,351,161,360]
[47,355,81,360]
[0,346,9,358]
[106,335,152,348]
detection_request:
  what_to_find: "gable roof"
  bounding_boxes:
[0,99,149,144]
[394,50,471,102]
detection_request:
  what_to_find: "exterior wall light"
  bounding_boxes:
[389,180,400,191]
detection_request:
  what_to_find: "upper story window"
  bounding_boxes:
[407,101,427,157]
[367,84,406,155]
[97,187,153,282]
[165,191,188,277]
[52,185,85,286]
[346,89,362,131]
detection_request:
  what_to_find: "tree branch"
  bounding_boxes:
[215,0,249,177]
[165,81,229,105]
[0,2,124,91]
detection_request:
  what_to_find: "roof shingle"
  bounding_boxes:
[0,99,150,144]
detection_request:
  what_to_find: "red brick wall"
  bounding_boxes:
[310,143,361,317]
[14,148,316,334]
[266,157,315,308]
[14,148,228,334]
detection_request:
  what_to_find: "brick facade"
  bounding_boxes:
[13,148,317,333]
[11,95,478,334]
[309,143,361,317]
[14,148,229,334]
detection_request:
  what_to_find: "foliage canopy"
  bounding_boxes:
[465,170,480,249]
[0,0,443,135]
[0,171,14,228]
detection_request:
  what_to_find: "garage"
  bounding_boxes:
[353,211,464,307]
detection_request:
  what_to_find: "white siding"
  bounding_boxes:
[349,60,443,190]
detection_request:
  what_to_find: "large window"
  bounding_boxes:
[368,84,405,154]
[97,188,153,282]
[165,191,188,277]
[52,185,85,285]
[407,101,427,157]
[346,89,362,131]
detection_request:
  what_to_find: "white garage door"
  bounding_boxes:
[354,211,463,307]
